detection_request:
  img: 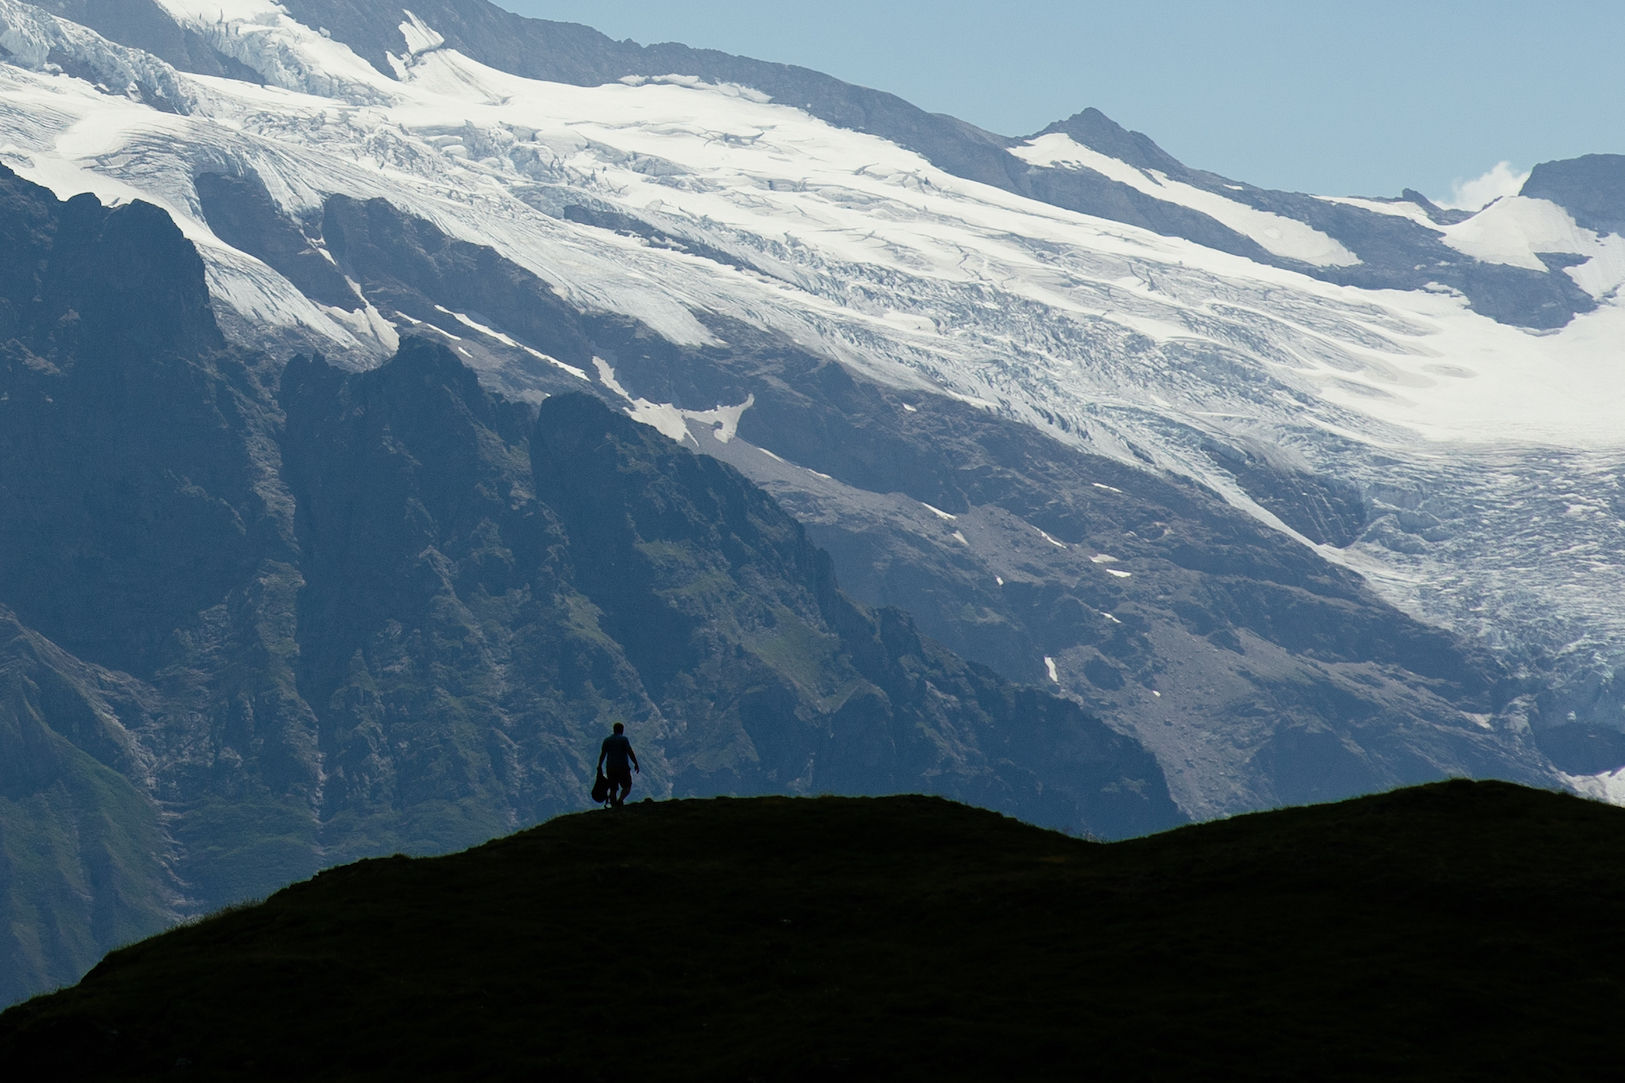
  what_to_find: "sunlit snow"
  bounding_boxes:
[1441,196,1625,299]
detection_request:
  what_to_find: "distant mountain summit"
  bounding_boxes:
[1037,108,1189,176]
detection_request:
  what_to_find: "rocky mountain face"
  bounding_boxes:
[1521,154,1625,236]
[0,165,1179,1006]
[198,176,1551,820]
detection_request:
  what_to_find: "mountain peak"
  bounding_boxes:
[1399,187,1473,225]
[1034,107,1190,178]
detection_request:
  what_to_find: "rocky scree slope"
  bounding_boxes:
[0,164,1178,1007]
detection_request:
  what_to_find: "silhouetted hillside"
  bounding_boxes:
[4,780,1622,1080]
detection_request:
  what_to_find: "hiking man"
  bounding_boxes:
[597,722,639,808]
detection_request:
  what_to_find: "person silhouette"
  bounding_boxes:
[597,722,639,808]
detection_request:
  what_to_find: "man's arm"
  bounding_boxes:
[597,738,607,770]
[630,745,640,773]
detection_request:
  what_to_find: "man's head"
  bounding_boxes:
[613,722,625,735]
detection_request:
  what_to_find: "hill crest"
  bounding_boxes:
[4,779,1624,1080]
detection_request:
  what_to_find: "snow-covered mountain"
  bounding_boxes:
[4,0,1625,813]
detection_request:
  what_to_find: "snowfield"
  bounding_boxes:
[3,0,1625,786]
[1440,194,1625,298]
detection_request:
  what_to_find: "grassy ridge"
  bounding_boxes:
[3,780,1623,1080]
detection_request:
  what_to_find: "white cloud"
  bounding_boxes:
[1441,161,1530,211]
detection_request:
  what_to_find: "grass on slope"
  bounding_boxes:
[2,780,1623,1081]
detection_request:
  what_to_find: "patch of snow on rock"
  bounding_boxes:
[1012,132,1360,268]
[398,10,446,57]
[595,358,753,444]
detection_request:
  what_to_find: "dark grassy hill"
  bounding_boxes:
[3,780,1622,1081]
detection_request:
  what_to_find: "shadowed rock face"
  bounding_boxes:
[279,342,1179,840]
[1521,154,1625,237]
[0,606,176,1013]
[196,173,359,311]
[0,166,1181,1006]
[0,165,312,1006]
[526,387,1175,831]
[0,167,276,678]
[319,193,595,376]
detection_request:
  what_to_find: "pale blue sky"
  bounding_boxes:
[494,1,1624,204]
